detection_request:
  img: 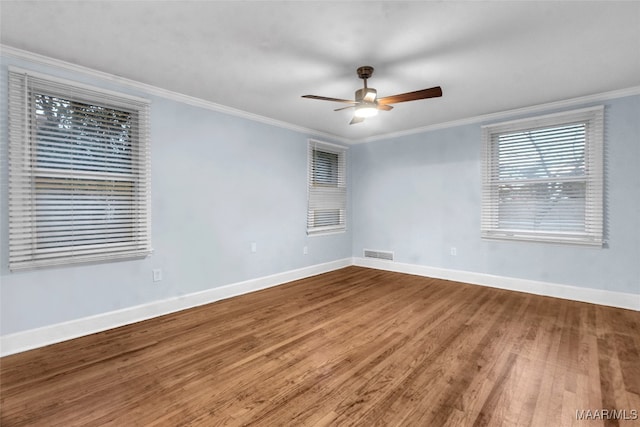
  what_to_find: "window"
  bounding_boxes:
[307,140,347,235]
[8,68,152,270]
[481,106,604,246]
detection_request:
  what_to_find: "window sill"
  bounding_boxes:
[481,232,603,247]
[307,228,347,237]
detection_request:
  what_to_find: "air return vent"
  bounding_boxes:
[363,249,394,261]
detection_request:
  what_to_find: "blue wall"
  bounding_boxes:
[0,54,351,335]
[351,95,640,295]
[1,51,638,338]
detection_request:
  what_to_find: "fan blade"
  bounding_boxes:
[302,95,357,104]
[350,116,365,125]
[378,86,442,105]
[334,105,356,112]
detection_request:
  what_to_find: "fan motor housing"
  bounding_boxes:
[355,87,377,102]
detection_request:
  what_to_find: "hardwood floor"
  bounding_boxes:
[1,266,639,426]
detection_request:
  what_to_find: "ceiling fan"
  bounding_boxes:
[302,66,442,125]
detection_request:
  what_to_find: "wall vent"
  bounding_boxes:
[363,249,394,261]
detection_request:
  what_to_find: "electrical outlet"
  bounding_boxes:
[303,246,308,255]
[152,269,162,282]
[251,242,257,253]
[450,247,457,256]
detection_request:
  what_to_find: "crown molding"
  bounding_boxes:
[353,85,640,144]
[2,44,638,146]
[0,44,350,145]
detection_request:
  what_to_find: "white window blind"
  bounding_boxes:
[307,140,347,235]
[481,106,604,246]
[8,68,152,270]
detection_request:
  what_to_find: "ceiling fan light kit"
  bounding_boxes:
[302,65,442,125]
[354,103,378,118]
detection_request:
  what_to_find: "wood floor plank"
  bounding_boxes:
[1,266,638,426]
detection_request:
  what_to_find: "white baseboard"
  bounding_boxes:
[353,257,640,311]
[0,258,352,357]
[3,257,637,357]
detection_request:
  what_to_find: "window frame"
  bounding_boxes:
[7,67,152,270]
[481,106,604,246]
[307,139,347,236]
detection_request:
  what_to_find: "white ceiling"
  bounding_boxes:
[1,1,639,142]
